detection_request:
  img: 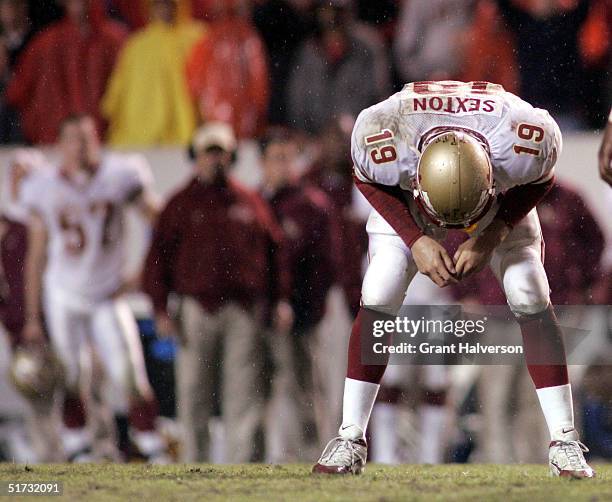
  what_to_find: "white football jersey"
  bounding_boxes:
[352,81,561,195]
[21,153,153,303]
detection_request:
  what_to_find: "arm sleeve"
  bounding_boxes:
[354,176,424,248]
[19,175,45,217]
[496,175,555,227]
[121,154,154,202]
[142,201,179,313]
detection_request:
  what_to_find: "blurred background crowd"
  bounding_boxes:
[0,0,608,146]
[0,0,610,466]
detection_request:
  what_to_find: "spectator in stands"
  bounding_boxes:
[461,0,519,93]
[0,0,33,68]
[496,0,592,129]
[394,0,477,83]
[106,0,147,30]
[577,0,610,128]
[0,37,21,143]
[143,122,291,463]
[253,0,312,125]
[6,0,126,144]
[259,129,336,461]
[287,0,384,134]
[186,1,269,139]
[107,0,195,31]
[26,1,62,32]
[102,0,204,146]
[355,0,398,31]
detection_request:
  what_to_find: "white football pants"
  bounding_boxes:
[362,207,549,317]
[44,288,152,414]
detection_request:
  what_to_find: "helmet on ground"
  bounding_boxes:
[9,346,63,401]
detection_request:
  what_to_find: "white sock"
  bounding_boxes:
[61,427,92,456]
[132,430,165,456]
[340,378,380,438]
[536,383,576,440]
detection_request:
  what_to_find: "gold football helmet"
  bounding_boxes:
[414,130,495,228]
[9,346,63,402]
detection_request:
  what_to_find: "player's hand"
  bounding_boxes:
[155,311,178,339]
[22,318,45,344]
[411,235,457,288]
[598,121,612,186]
[454,219,510,279]
[274,300,294,334]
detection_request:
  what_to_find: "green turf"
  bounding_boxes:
[0,463,610,502]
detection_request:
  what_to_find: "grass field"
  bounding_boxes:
[0,463,610,501]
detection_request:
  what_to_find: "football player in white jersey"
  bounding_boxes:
[20,115,166,462]
[313,81,595,478]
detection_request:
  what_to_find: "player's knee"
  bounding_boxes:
[361,288,401,313]
[506,288,550,317]
[502,254,550,317]
[361,247,410,312]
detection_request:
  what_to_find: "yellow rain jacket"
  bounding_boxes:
[102,20,204,146]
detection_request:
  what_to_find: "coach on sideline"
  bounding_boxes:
[143,122,292,462]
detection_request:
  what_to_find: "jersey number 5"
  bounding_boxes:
[365,129,397,164]
[59,202,118,255]
[513,123,544,156]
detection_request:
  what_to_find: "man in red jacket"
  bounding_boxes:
[143,122,291,462]
[6,0,126,143]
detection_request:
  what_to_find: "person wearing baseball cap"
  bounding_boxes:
[143,120,292,462]
[187,121,238,183]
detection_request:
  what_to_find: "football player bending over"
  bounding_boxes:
[313,81,595,478]
[21,115,167,462]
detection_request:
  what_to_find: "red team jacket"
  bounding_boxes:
[144,176,291,315]
[6,11,126,143]
[264,184,337,330]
